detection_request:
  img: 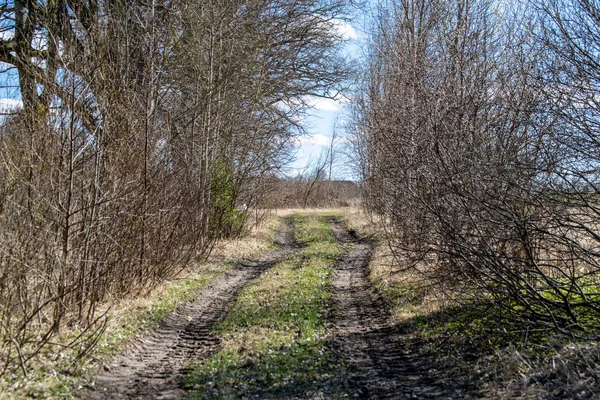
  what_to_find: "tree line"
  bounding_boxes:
[351,0,600,333]
[0,0,348,376]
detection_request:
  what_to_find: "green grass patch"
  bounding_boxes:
[293,213,337,245]
[0,266,231,400]
[185,213,349,399]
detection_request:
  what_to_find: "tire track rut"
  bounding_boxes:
[90,218,299,399]
[327,219,463,399]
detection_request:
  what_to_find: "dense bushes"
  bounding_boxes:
[0,0,347,377]
[351,0,600,333]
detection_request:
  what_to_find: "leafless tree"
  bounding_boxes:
[353,0,600,333]
[0,0,349,377]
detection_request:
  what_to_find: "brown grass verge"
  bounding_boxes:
[0,211,284,399]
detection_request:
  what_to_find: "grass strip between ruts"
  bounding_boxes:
[184,213,349,399]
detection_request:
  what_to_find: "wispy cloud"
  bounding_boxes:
[297,133,347,147]
[306,97,341,112]
[329,18,358,40]
[304,94,349,112]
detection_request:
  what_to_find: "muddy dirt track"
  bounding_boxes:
[90,216,476,399]
[326,219,468,399]
[90,220,299,399]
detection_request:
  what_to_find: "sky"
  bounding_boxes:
[289,18,360,181]
[290,95,350,179]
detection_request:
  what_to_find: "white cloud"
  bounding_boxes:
[330,18,358,40]
[297,133,332,147]
[0,29,14,41]
[275,100,292,113]
[0,98,22,113]
[0,61,16,71]
[304,95,350,112]
[31,56,47,69]
[297,133,347,147]
[307,97,340,112]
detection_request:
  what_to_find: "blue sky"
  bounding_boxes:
[290,95,350,178]
[289,18,360,181]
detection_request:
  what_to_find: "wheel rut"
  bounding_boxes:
[327,219,463,399]
[90,218,299,400]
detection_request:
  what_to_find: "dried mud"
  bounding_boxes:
[89,219,298,399]
[327,218,478,399]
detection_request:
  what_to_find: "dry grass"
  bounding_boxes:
[211,211,281,261]
[96,211,287,348]
[211,208,346,262]
[0,211,286,399]
[269,206,349,215]
[338,206,380,238]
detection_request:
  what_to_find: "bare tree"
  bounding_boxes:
[0,0,350,378]
[352,0,600,333]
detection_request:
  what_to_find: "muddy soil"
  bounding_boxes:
[327,219,478,399]
[90,215,479,399]
[89,219,298,400]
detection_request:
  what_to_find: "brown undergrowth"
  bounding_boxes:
[340,208,600,399]
[0,214,283,399]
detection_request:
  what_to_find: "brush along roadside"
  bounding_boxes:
[340,209,600,399]
[0,215,283,400]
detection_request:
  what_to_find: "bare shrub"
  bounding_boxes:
[0,0,348,378]
[352,0,600,334]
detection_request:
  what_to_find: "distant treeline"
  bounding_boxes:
[258,178,361,209]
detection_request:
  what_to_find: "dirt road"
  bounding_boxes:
[327,218,461,399]
[90,220,299,399]
[90,215,473,399]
